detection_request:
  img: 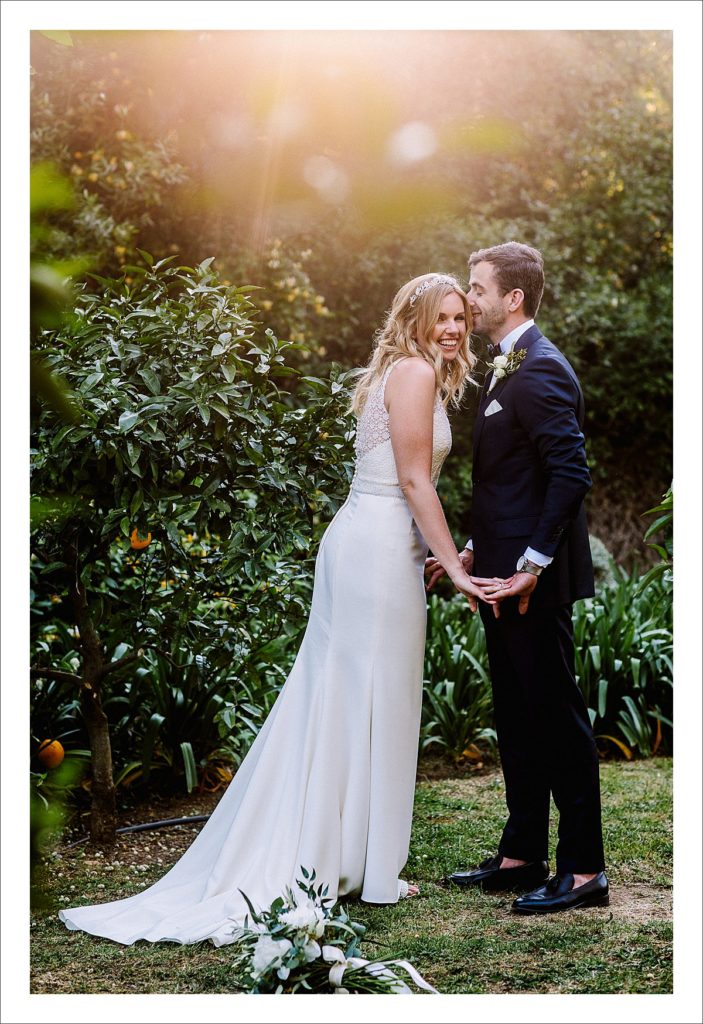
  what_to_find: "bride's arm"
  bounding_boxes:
[385,358,488,610]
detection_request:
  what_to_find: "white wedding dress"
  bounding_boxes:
[59,361,452,946]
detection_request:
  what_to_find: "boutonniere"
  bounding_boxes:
[486,347,527,380]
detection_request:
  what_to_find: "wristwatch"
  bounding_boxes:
[516,555,544,577]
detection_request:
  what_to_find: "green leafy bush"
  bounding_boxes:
[31,35,189,273]
[638,486,673,591]
[573,570,672,758]
[30,256,354,837]
[420,595,497,760]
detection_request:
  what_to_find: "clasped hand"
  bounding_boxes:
[470,572,538,616]
[424,550,499,614]
[424,550,537,616]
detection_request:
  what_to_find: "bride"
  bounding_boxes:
[59,272,491,947]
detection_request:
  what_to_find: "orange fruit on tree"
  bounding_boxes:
[130,528,152,550]
[37,739,65,770]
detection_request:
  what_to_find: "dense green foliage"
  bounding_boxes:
[31,48,188,272]
[31,257,352,649]
[421,596,496,760]
[639,486,673,591]
[574,573,672,758]
[30,260,353,804]
[30,29,672,560]
[31,596,294,796]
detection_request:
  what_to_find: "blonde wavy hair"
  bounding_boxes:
[350,273,476,416]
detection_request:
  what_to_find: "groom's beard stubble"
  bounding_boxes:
[470,318,490,342]
[471,306,508,344]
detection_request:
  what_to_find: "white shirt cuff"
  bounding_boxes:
[464,541,551,565]
[524,546,553,567]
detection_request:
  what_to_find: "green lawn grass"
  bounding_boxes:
[30,758,672,994]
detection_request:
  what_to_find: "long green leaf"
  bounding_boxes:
[180,741,198,793]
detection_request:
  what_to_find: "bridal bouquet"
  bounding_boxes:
[230,867,437,994]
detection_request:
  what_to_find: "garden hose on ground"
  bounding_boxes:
[63,814,211,850]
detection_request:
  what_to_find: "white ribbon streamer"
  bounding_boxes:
[321,944,437,994]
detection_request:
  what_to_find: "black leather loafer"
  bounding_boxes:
[447,855,549,892]
[511,871,610,914]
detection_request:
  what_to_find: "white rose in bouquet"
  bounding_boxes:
[252,934,292,977]
[279,899,326,939]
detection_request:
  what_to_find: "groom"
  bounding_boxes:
[426,242,607,914]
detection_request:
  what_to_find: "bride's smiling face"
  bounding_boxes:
[424,292,467,362]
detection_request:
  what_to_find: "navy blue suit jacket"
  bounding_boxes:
[470,325,595,607]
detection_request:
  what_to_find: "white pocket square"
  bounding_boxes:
[484,399,503,417]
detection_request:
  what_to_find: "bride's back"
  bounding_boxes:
[353,359,451,497]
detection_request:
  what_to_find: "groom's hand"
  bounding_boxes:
[482,571,538,617]
[424,549,473,591]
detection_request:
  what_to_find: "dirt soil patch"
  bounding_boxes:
[60,789,225,868]
[606,882,672,923]
[415,751,496,781]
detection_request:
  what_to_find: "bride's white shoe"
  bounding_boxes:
[361,879,420,905]
[398,879,420,900]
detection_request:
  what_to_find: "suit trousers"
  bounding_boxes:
[479,599,605,874]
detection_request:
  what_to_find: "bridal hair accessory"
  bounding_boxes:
[409,275,457,307]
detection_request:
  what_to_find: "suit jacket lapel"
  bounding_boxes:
[477,372,493,414]
[472,326,544,468]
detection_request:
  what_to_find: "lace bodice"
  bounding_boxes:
[353,361,451,496]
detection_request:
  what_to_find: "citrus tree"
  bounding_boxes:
[30,256,354,843]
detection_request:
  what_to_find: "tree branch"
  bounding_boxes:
[101,644,186,677]
[30,666,81,685]
[100,648,145,679]
[130,643,188,670]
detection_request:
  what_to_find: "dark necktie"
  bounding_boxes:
[487,344,502,360]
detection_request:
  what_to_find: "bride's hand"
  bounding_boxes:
[470,575,516,596]
[449,570,495,613]
[425,549,473,591]
[471,573,537,617]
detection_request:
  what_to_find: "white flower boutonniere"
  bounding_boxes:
[486,347,527,380]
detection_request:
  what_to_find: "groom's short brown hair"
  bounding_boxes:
[468,242,545,318]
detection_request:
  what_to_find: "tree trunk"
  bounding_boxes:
[66,541,117,846]
[80,678,117,845]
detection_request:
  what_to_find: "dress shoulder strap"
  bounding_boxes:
[380,357,410,396]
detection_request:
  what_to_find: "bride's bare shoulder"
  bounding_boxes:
[384,357,436,413]
[387,357,435,386]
